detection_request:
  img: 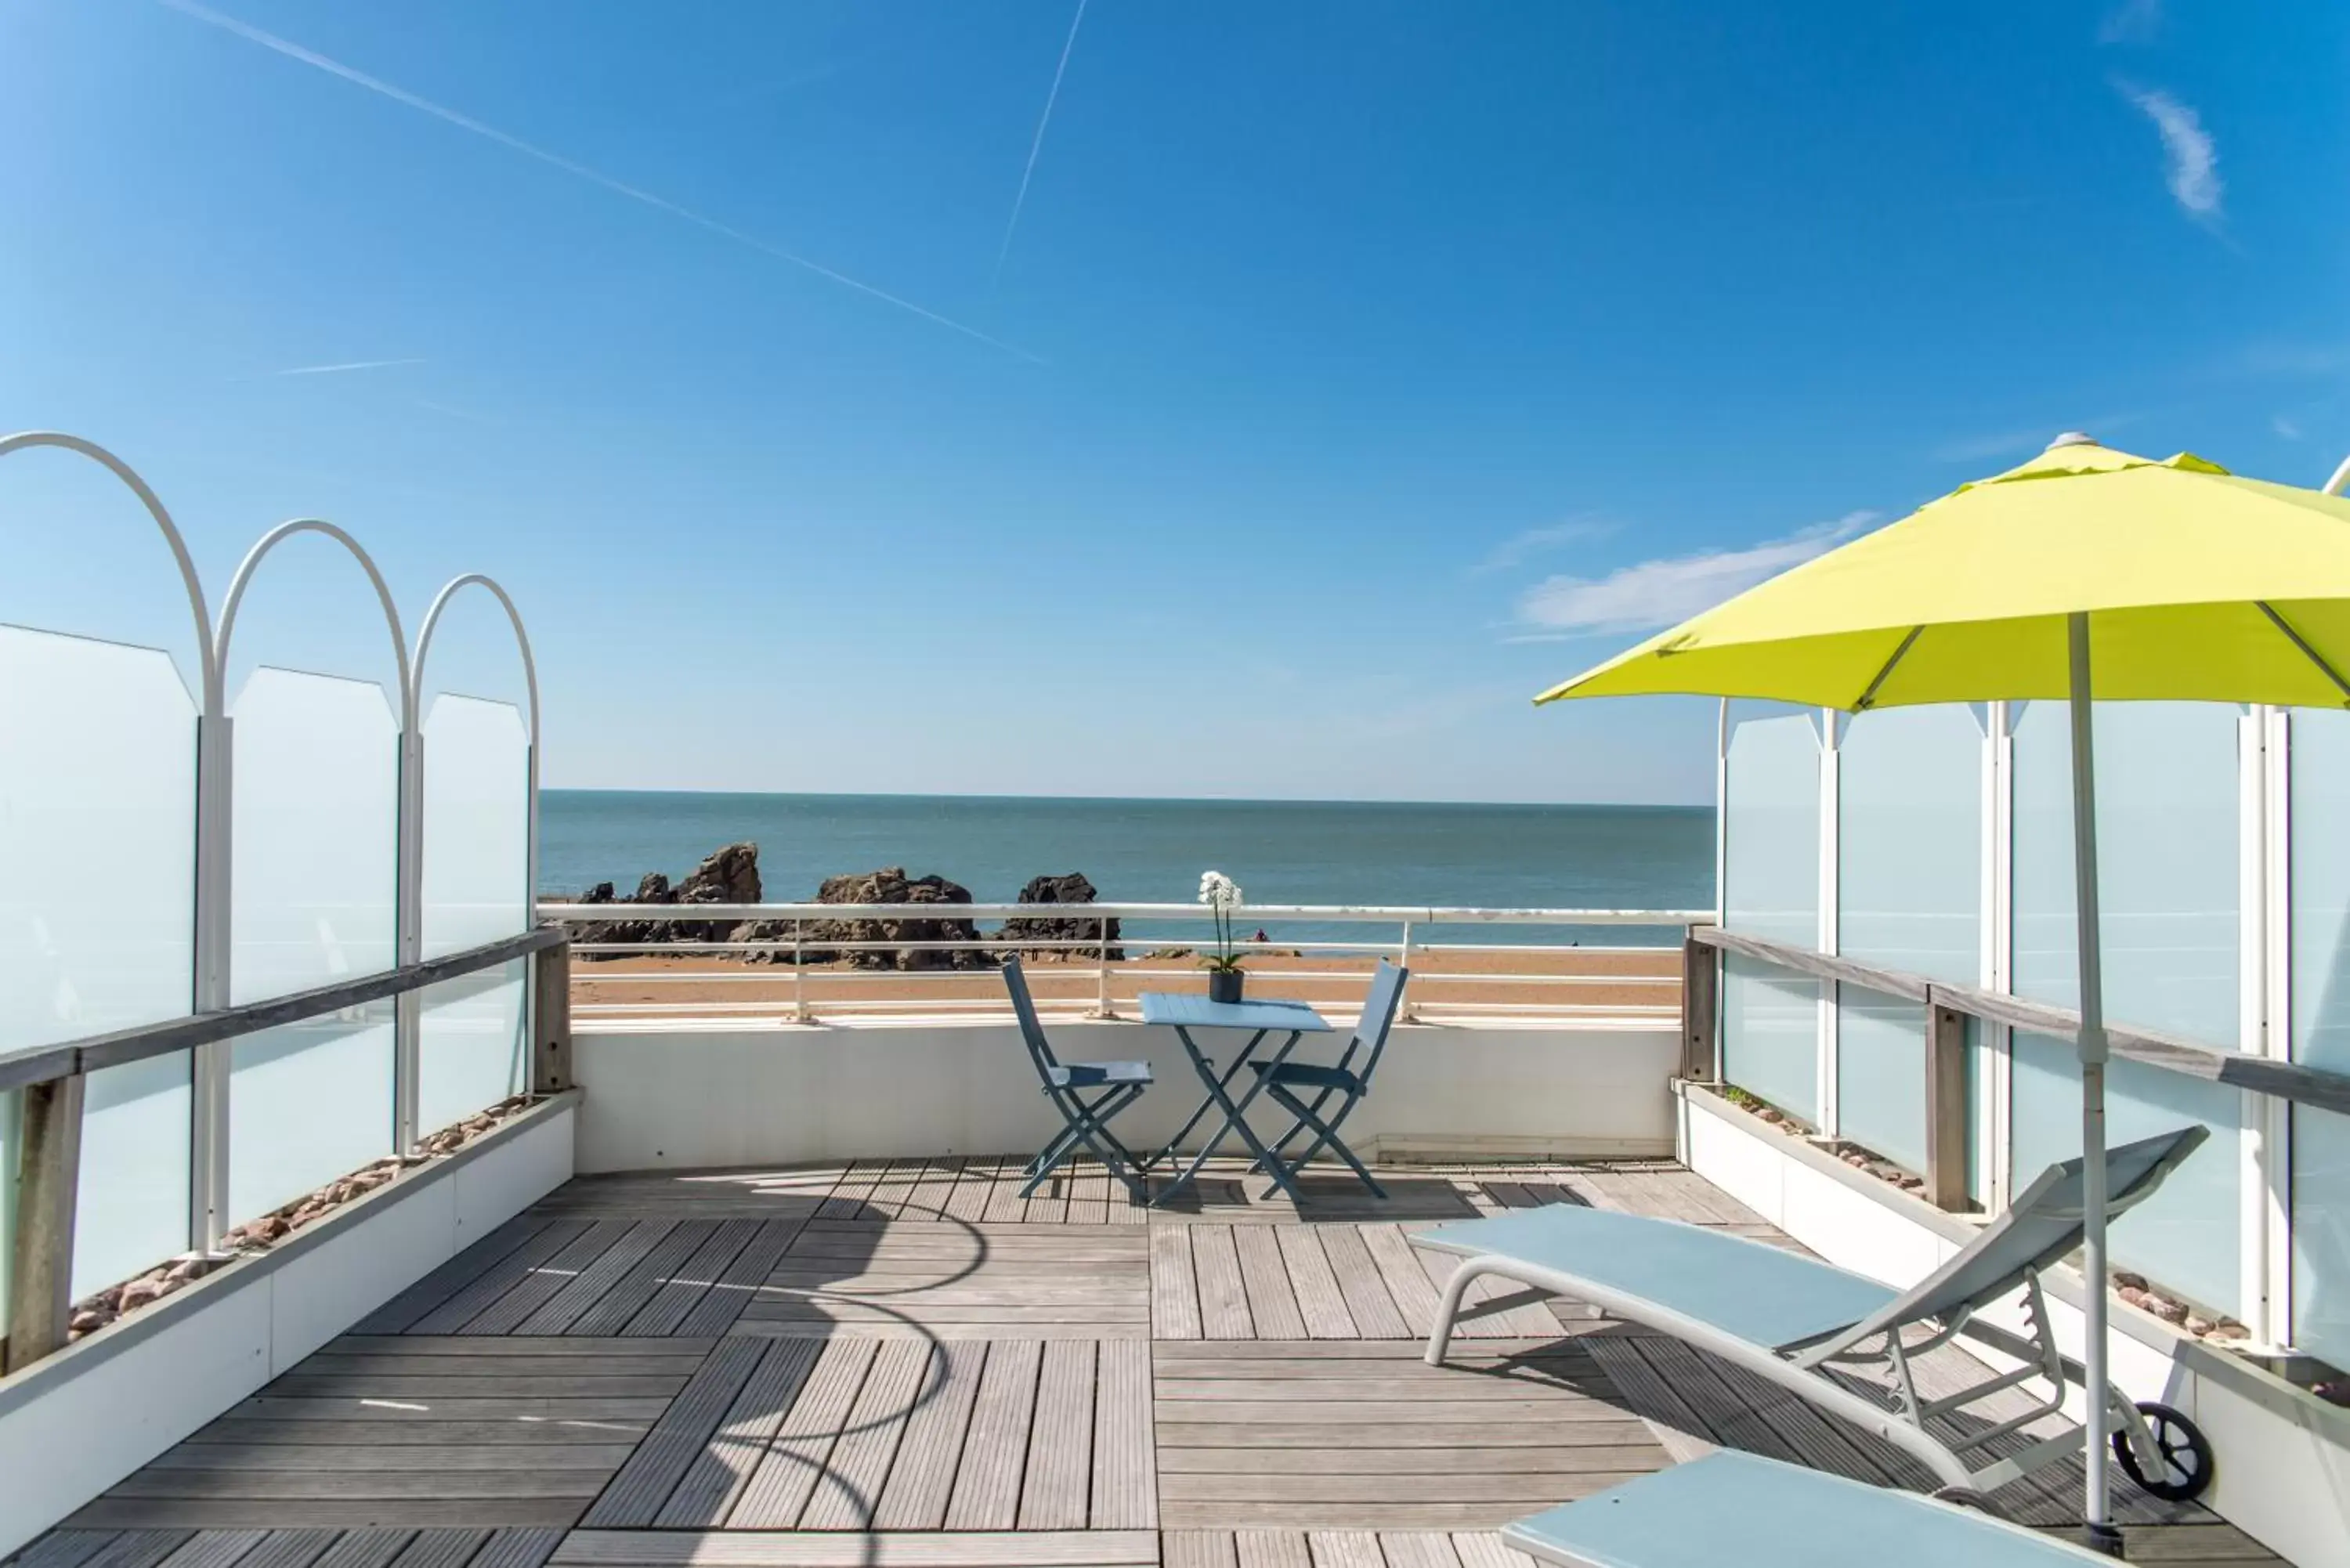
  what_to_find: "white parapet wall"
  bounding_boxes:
[0,1093,579,1558]
[1676,1079,2349,1568]
[571,1014,1680,1172]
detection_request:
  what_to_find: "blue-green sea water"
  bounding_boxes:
[541,791,1713,945]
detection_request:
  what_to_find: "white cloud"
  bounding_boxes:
[2099,0,2161,45]
[2274,414,2304,440]
[1515,512,1878,637]
[2119,83,2222,225]
[1468,516,1612,576]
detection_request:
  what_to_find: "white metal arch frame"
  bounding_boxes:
[409,573,544,1142]
[201,518,420,1237]
[0,432,220,704]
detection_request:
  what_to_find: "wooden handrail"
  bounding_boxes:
[0,925,568,1093]
[1688,923,2350,1120]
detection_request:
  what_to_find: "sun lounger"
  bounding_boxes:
[1415,1125,2214,1503]
[1502,1448,2122,1568]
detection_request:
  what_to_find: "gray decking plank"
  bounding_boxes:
[1229,1228,1306,1341]
[403,1223,595,1337]
[801,1338,931,1530]
[564,1222,719,1337]
[1015,1340,1096,1530]
[943,1340,1043,1530]
[1090,1338,1156,1530]
[150,1534,269,1568]
[1191,1227,1253,1340]
[1162,1535,1236,1568]
[873,1342,987,1530]
[464,1531,565,1568]
[1272,1230,1356,1339]
[1316,1230,1409,1340]
[579,1338,768,1527]
[1376,1536,1462,1568]
[654,1339,824,1529]
[349,1218,553,1336]
[1302,1532,1379,1568]
[384,1533,490,1568]
[664,1219,803,1339]
[727,1338,878,1528]
[551,1533,1155,1567]
[451,1223,636,1337]
[1151,1226,1203,1340]
[1232,1534,1309,1568]
[513,1222,677,1336]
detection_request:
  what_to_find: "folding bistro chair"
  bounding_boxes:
[1247,959,1408,1198]
[1003,957,1155,1201]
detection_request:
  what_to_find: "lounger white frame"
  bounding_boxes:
[1417,1126,2211,1501]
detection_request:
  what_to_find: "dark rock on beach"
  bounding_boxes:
[996,871,1123,962]
[793,866,992,970]
[568,841,762,952]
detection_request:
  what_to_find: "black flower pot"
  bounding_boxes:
[1207,969,1245,1004]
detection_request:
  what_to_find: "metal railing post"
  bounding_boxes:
[1397,918,1417,1021]
[1925,1002,1969,1210]
[794,922,810,1023]
[1680,925,1719,1082]
[392,725,425,1154]
[5,1071,86,1373]
[1094,916,1113,1018]
[189,710,234,1255]
[531,937,573,1094]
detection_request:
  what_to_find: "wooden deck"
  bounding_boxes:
[13,1158,2281,1568]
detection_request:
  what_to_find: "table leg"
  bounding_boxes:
[1157,1028,1310,1205]
[1146,1027,1267,1171]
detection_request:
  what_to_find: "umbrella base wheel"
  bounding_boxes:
[2113,1400,2214,1502]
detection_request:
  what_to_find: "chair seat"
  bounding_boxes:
[1045,1060,1154,1089]
[1251,1060,1361,1093]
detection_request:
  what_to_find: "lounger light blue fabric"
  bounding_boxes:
[1502,1450,2118,1568]
[1418,1203,1899,1351]
[1416,1125,2214,1504]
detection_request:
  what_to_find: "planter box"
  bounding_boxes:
[1676,1079,2349,1568]
[0,1093,578,1557]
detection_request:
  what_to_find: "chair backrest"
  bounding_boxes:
[1337,960,1410,1086]
[1000,958,1063,1084]
[1807,1123,2209,1354]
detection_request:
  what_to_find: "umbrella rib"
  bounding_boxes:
[2256,602,2350,707]
[1851,625,1925,710]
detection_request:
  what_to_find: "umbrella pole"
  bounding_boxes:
[2066,610,2121,1555]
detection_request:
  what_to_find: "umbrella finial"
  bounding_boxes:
[2048,431,2099,450]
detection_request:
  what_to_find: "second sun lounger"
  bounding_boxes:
[1502,1448,2124,1568]
[1413,1125,2214,1505]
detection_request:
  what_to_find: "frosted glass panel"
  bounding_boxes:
[231,668,397,1003]
[0,626,196,1050]
[1723,953,1819,1122]
[1723,706,1819,945]
[2012,701,2240,1045]
[421,695,530,958]
[73,1052,193,1298]
[2287,710,2350,1363]
[0,1089,16,1311]
[2012,1031,2241,1317]
[2295,1106,2350,1368]
[1836,706,1983,1173]
[228,1002,395,1224]
[418,960,528,1136]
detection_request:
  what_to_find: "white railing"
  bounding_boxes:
[537,900,1708,1024]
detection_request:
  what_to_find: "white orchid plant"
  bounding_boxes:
[1197,870,1246,974]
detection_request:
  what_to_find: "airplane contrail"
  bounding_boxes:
[159,0,1036,360]
[993,0,1090,287]
[272,358,426,376]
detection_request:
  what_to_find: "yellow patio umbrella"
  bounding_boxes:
[1537,433,2350,1546]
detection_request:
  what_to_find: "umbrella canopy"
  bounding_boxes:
[1535,433,2350,1551]
[1537,437,2350,712]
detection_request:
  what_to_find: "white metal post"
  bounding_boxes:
[1983,702,2016,1212]
[2066,612,2118,1552]
[1816,708,1841,1137]
[1397,918,1415,1021]
[392,726,425,1156]
[2259,706,2296,1345]
[190,712,234,1253]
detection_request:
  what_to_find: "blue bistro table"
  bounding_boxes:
[1137,991,1333,1204]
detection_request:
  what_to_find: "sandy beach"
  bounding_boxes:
[569,942,1683,1021]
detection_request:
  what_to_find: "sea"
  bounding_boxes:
[540,792,1714,946]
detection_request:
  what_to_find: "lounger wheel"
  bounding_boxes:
[1927,1485,2005,1519]
[2112,1400,2213,1502]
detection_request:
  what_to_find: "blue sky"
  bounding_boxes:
[2,0,2344,803]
